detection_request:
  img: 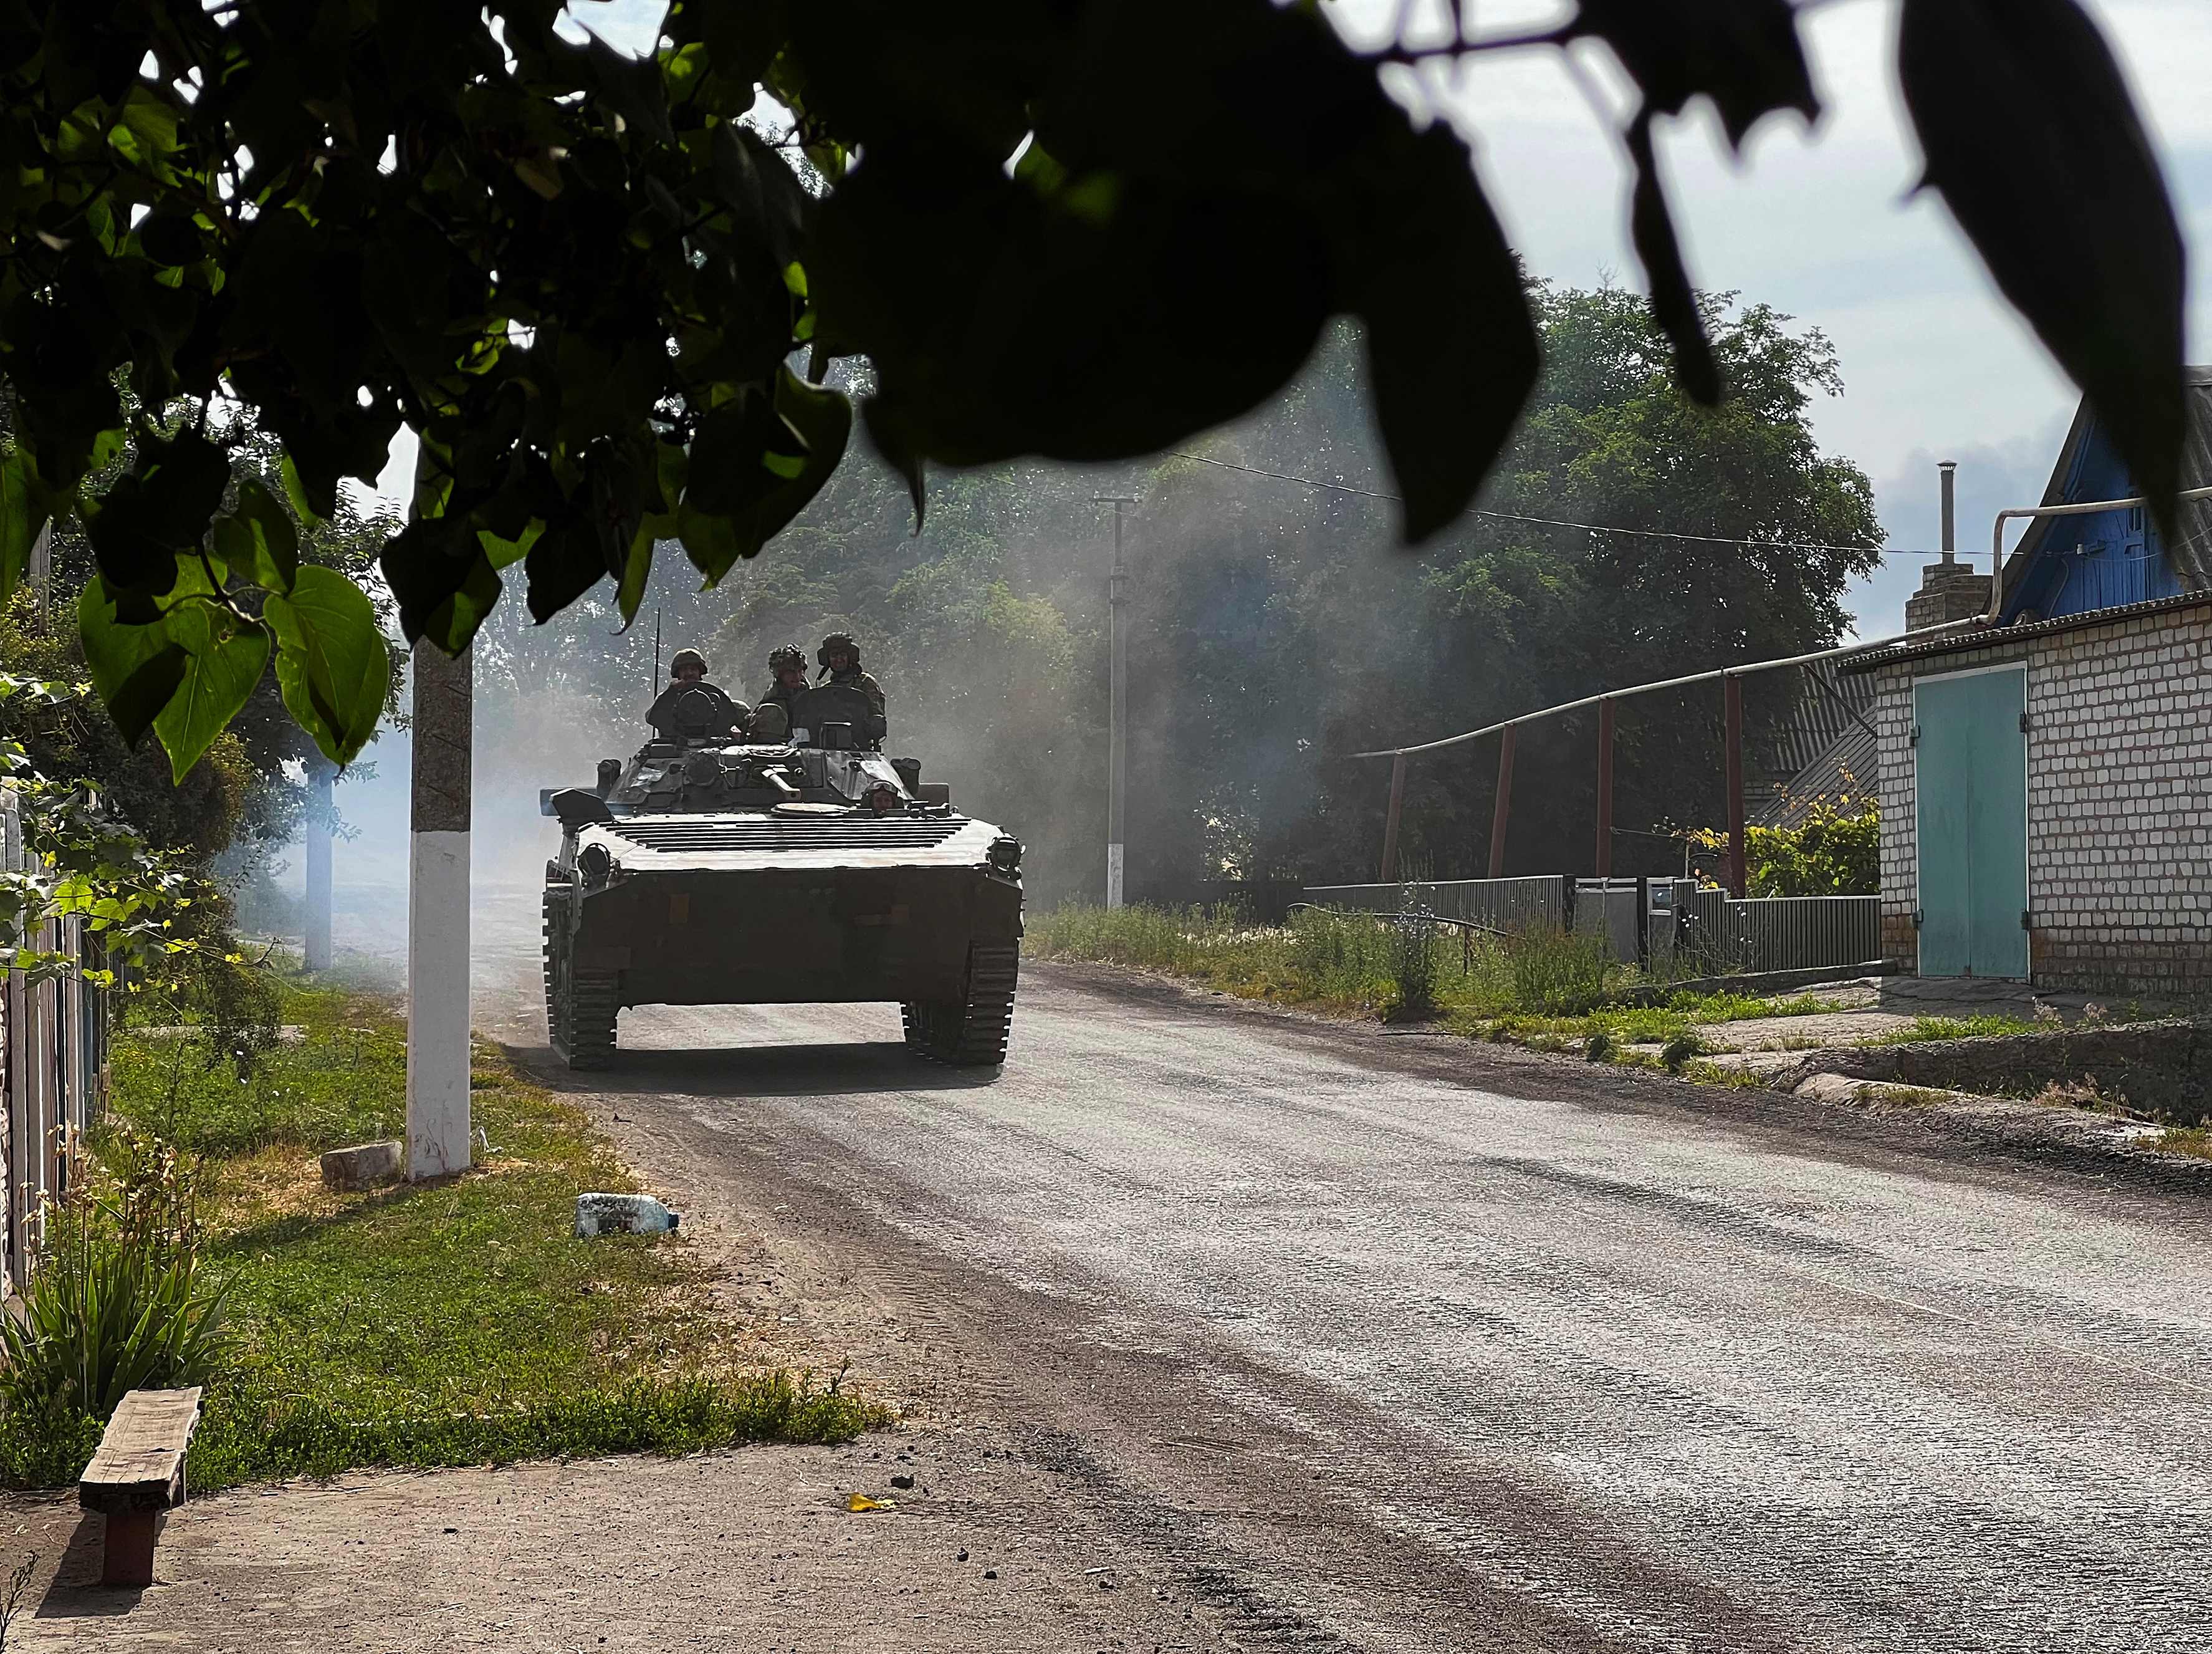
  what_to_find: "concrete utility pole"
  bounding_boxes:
[26,521,49,624]
[1093,496,1136,909]
[304,757,335,972]
[407,641,472,1180]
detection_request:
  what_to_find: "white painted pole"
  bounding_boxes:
[304,758,334,972]
[406,641,472,1180]
[1095,496,1134,910]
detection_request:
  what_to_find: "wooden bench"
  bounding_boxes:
[79,1388,203,1587]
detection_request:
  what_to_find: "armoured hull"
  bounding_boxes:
[541,702,1023,1071]
[562,812,1022,1007]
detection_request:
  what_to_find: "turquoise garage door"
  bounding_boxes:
[1914,666,2029,978]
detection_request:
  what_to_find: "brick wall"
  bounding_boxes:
[1870,604,2212,994]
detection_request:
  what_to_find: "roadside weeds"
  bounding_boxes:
[1032,905,2212,1175]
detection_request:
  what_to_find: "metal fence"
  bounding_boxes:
[1303,870,1879,978]
[0,787,107,1298]
[1681,889,1880,976]
[1303,875,1567,933]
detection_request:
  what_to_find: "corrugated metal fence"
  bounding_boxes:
[1680,890,1880,976]
[1303,872,1879,976]
[0,787,107,1298]
[1303,876,1566,933]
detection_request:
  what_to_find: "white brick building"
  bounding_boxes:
[1843,378,2212,993]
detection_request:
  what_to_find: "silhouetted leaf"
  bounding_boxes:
[263,566,390,766]
[1624,115,1720,408]
[1899,0,2185,531]
[82,427,232,595]
[1351,123,1541,541]
[677,368,853,585]
[1574,0,1817,149]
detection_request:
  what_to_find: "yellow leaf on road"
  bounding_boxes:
[847,1493,895,1513]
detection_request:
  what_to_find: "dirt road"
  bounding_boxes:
[41,926,2212,1650]
[504,955,2211,1652]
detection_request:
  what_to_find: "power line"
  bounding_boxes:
[1165,450,1924,560]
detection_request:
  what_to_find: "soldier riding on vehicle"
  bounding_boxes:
[646,648,749,740]
[817,632,886,741]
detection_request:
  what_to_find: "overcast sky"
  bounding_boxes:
[408,0,2211,639]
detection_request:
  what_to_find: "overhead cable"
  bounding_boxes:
[1165,450,1916,560]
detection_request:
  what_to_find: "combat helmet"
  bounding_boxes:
[816,632,861,675]
[768,643,806,675]
[669,647,707,678]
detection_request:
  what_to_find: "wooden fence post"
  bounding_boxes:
[1488,726,1516,880]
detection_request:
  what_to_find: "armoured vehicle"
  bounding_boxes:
[540,681,1022,1070]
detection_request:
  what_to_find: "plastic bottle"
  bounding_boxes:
[574,1193,681,1238]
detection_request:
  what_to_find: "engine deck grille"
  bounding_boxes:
[610,815,970,853]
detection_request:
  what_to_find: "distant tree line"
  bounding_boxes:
[477,287,1881,906]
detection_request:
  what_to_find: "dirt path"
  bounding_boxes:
[19,1440,1232,1653]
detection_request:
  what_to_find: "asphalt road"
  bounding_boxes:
[476,929,2212,1653]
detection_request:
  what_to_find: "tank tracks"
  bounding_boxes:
[902,944,1018,1067]
[543,885,619,1070]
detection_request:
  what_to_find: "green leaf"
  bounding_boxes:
[263,567,391,766]
[477,519,544,570]
[0,448,46,603]
[278,453,324,529]
[76,577,188,748]
[209,476,299,594]
[1898,0,2185,534]
[152,608,273,783]
[614,524,654,623]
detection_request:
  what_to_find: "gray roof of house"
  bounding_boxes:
[1840,589,2212,674]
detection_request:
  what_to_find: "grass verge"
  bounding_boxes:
[1030,903,1843,1051]
[2,973,881,1491]
[1873,1014,2046,1044]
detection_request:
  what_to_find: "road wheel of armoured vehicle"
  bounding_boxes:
[903,945,1017,1067]
[544,885,620,1069]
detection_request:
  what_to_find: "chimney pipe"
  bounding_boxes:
[1938,460,1958,562]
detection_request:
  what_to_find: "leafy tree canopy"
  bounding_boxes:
[0,0,2184,786]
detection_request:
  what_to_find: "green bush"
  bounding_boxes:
[1683,796,1879,898]
[0,1128,229,1423]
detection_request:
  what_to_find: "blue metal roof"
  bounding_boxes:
[1998,371,2212,622]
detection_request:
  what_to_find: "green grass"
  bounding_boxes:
[1875,1014,2046,1044]
[2158,1126,2212,1160]
[2,974,879,1491]
[1032,904,1845,1056]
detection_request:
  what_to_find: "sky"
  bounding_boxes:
[382,0,2212,640]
